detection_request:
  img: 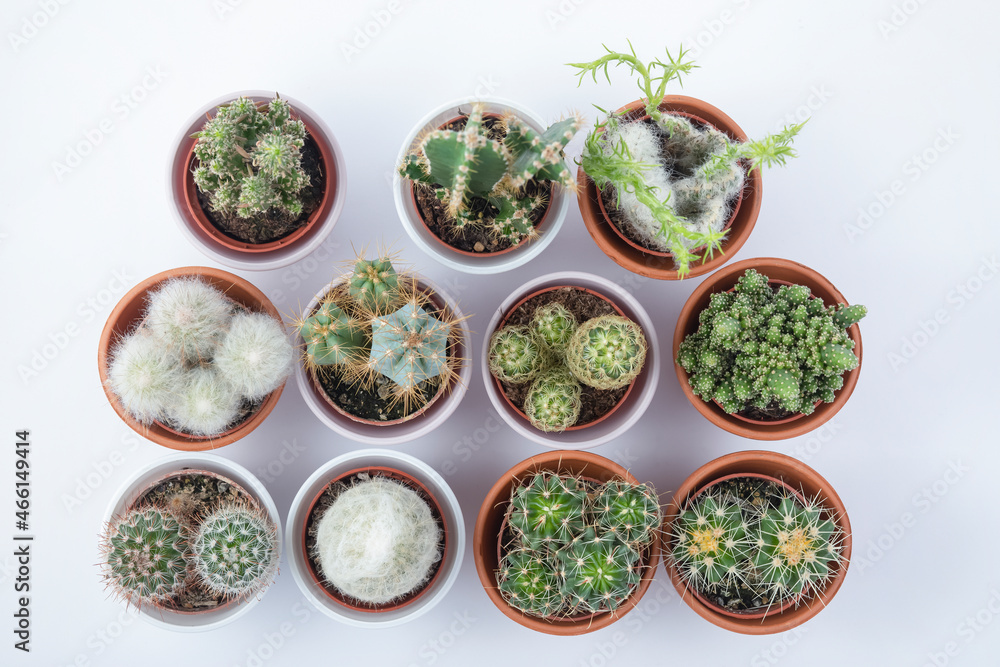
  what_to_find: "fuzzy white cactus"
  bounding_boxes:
[168,367,242,436]
[215,312,293,400]
[315,476,441,605]
[145,278,232,361]
[107,332,183,423]
[193,501,279,601]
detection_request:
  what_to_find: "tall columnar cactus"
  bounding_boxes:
[591,482,661,547]
[531,303,577,352]
[524,368,582,433]
[670,490,751,588]
[676,268,866,416]
[488,325,549,385]
[101,507,191,607]
[369,301,452,405]
[349,257,399,312]
[497,550,564,618]
[509,473,586,550]
[192,96,310,219]
[566,315,648,390]
[557,528,641,613]
[193,502,279,601]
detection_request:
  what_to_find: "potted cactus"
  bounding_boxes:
[663,451,852,634]
[571,44,804,279]
[673,258,865,440]
[286,449,464,627]
[482,272,659,449]
[170,91,346,271]
[292,250,471,445]
[393,97,578,274]
[474,450,661,636]
[98,267,292,450]
[99,453,281,631]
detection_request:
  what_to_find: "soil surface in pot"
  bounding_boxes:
[304,471,444,609]
[132,472,260,612]
[314,370,441,422]
[737,401,796,421]
[413,115,552,254]
[498,287,627,426]
[194,132,326,244]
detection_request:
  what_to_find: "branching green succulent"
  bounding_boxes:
[676,268,866,417]
[193,501,280,602]
[570,43,804,276]
[497,472,659,619]
[192,95,309,219]
[101,507,191,608]
[398,103,584,246]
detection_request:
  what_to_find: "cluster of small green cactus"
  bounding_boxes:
[670,484,845,612]
[398,103,584,246]
[105,278,293,436]
[676,268,866,416]
[488,304,646,432]
[100,496,279,609]
[570,44,804,276]
[497,472,660,618]
[295,254,465,416]
[192,95,310,220]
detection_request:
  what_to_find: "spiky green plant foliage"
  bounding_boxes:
[531,303,578,352]
[314,476,441,605]
[591,481,661,547]
[670,489,750,588]
[509,473,586,550]
[192,501,279,601]
[524,368,582,432]
[557,528,641,613]
[497,549,564,617]
[101,507,191,608]
[487,325,549,385]
[676,268,866,416]
[297,302,367,365]
[570,44,804,276]
[398,103,584,246]
[349,257,399,311]
[105,278,293,436]
[369,302,451,401]
[192,96,309,219]
[566,315,648,390]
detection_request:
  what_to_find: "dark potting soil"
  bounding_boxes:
[498,287,628,427]
[194,132,326,245]
[133,472,259,612]
[304,471,444,608]
[412,115,553,254]
[315,369,441,423]
[738,400,797,422]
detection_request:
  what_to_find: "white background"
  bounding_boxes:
[3,0,999,665]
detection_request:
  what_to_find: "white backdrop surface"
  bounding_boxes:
[2,0,998,665]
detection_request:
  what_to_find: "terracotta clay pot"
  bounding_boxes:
[300,465,449,613]
[98,267,286,451]
[663,450,852,635]
[576,95,762,280]
[473,450,661,635]
[169,91,345,271]
[672,257,863,440]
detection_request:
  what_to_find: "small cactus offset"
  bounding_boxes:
[566,315,648,390]
[488,325,550,385]
[101,507,191,608]
[531,303,577,352]
[192,501,280,602]
[524,368,582,433]
[297,302,367,366]
[557,528,641,613]
[509,473,586,550]
[349,257,400,311]
[591,481,661,547]
[676,268,866,416]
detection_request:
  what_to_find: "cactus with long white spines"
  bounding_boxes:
[524,368,582,433]
[101,507,191,608]
[192,501,279,601]
[565,315,647,390]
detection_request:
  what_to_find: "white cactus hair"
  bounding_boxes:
[214,311,293,401]
[314,475,441,605]
[144,277,232,361]
[168,367,241,436]
[192,499,279,602]
[106,331,183,423]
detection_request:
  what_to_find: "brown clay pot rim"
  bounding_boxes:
[473,450,661,636]
[303,279,459,427]
[300,465,449,613]
[662,450,852,635]
[181,96,336,254]
[672,257,863,440]
[577,95,762,280]
[593,109,744,259]
[97,267,285,451]
[407,112,553,258]
[490,284,636,432]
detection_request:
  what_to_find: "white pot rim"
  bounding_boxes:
[393,96,571,274]
[168,90,347,271]
[99,452,281,632]
[294,275,472,445]
[285,448,465,627]
[481,271,660,449]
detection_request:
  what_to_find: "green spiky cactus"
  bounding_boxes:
[591,481,661,547]
[349,257,400,312]
[504,114,580,190]
[369,301,451,399]
[509,473,586,550]
[524,368,582,433]
[192,96,309,219]
[298,302,367,366]
[670,490,750,587]
[497,550,564,617]
[557,528,641,613]
[531,303,578,352]
[676,268,866,416]
[487,325,549,385]
[102,507,191,606]
[566,315,647,390]
[192,502,279,601]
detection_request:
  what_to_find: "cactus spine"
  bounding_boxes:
[193,501,279,601]
[102,507,191,607]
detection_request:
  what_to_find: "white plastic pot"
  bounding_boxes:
[294,276,472,445]
[285,449,465,627]
[481,271,660,449]
[99,453,281,632]
[392,96,571,274]
[168,90,347,271]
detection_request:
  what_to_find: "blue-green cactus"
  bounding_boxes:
[369,301,452,402]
